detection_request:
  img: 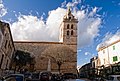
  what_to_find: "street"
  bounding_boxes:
[28,79,90,81]
[65,79,90,81]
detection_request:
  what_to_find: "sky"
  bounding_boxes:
[0,0,120,68]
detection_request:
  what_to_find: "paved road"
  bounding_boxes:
[65,79,90,81]
[25,79,90,81]
[26,79,90,81]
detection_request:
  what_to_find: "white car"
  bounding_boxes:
[106,75,120,81]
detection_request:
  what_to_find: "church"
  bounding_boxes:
[14,8,78,74]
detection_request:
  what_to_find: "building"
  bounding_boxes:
[79,40,120,78]
[0,21,15,73]
[98,40,120,67]
[79,63,91,78]
[14,8,78,74]
[90,56,101,76]
[97,40,120,76]
[90,56,99,68]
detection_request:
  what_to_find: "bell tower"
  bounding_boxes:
[59,7,78,73]
[59,7,78,45]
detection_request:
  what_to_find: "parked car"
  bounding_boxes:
[0,74,25,81]
[31,72,40,80]
[51,74,62,81]
[24,72,32,81]
[93,77,105,81]
[63,73,76,79]
[106,75,120,81]
[40,72,52,81]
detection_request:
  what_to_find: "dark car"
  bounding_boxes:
[31,72,40,80]
[24,72,32,81]
[63,73,76,79]
[0,74,25,81]
[40,72,51,81]
[51,74,62,81]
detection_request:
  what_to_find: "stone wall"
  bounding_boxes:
[14,41,77,73]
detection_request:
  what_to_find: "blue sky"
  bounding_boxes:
[0,0,120,68]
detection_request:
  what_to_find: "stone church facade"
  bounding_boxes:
[14,8,78,74]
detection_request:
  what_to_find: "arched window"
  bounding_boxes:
[71,30,73,35]
[67,30,69,36]
[67,24,69,29]
[71,24,73,29]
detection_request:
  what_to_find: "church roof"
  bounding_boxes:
[98,39,120,52]
[14,41,63,44]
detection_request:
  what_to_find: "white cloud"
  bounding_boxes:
[85,52,91,56]
[66,0,81,7]
[77,49,82,52]
[89,7,101,17]
[97,30,120,50]
[61,0,67,7]
[10,1,102,49]
[118,3,120,6]
[11,8,66,41]
[0,0,7,17]
[76,8,101,48]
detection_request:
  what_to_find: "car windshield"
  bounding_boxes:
[0,77,2,81]
[3,75,23,81]
[32,73,39,79]
[15,76,23,81]
[117,76,120,80]
[107,76,114,80]
[24,73,31,77]
[64,73,73,75]
[42,73,48,76]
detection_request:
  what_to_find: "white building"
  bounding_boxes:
[98,40,120,67]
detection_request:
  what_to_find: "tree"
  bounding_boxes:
[13,50,35,72]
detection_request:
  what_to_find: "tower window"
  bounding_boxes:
[71,24,73,29]
[67,24,69,29]
[67,30,69,36]
[71,30,73,35]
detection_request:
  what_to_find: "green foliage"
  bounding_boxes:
[13,50,34,70]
